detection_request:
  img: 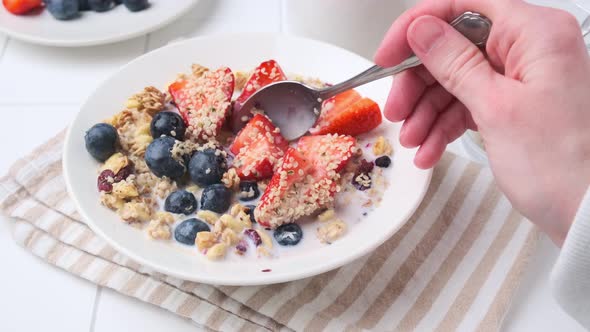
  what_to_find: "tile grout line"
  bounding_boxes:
[279,0,285,33]
[89,286,102,332]
[143,33,151,53]
[0,37,10,63]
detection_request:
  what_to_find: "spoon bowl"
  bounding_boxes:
[232,81,322,140]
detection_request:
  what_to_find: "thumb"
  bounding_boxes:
[407,15,505,111]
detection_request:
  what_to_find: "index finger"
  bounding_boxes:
[374,0,516,67]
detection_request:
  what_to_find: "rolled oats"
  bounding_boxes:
[127,86,167,115]
[146,219,171,240]
[197,210,219,225]
[118,201,152,223]
[206,243,228,260]
[221,168,240,190]
[317,220,347,244]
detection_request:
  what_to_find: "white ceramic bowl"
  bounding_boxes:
[0,0,198,47]
[63,34,432,285]
[460,130,489,165]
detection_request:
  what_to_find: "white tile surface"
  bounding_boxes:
[0,216,96,332]
[182,0,281,19]
[0,37,145,104]
[0,105,78,173]
[94,288,200,332]
[0,1,586,331]
[503,235,585,332]
[147,3,281,51]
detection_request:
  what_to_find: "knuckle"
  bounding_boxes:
[441,46,487,93]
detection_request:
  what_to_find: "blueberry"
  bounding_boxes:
[45,0,79,20]
[123,0,148,12]
[201,184,232,213]
[174,218,210,245]
[188,150,227,187]
[165,190,198,215]
[150,112,186,140]
[375,156,391,168]
[244,205,257,224]
[88,0,112,11]
[274,223,303,246]
[78,0,90,10]
[145,136,186,179]
[85,123,118,161]
[238,181,259,201]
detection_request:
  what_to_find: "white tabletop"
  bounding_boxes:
[0,0,586,331]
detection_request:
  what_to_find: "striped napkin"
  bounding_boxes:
[0,130,538,332]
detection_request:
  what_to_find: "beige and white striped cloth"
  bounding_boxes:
[0,131,538,332]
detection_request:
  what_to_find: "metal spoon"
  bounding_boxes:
[231,11,492,140]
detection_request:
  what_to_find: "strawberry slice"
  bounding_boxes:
[169,67,234,140]
[230,114,289,181]
[231,60,288,132]
[255,134,356,228]
[236,60,287,106]
[2,0,42,14]
[310,90,382,137]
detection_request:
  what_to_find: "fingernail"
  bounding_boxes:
[408,16,445,54]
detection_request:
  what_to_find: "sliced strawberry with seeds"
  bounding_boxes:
[231,60,288,131]
[2,0,42,15]
[230,114,289,181]
[255,134,356,228]
[236,60,287,106]
[169,67,234,140]
[310,90,382,137]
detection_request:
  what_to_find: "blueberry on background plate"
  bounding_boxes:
[165,190,198,215]
[174,218,210,245]
[375,156,391,168]
[145,136,186,180]
[44,0,80,20]
[88,0,112,11]
[238,181,259,201]
[78,0,90,10]
[188,150,227,187]
[123,0,148,12]
[274,223,303,246]
[201,184,231,213]
[85,123,118,161]
[150,111,186,140]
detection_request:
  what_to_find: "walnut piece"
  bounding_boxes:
[112,180,139,200]
[373,136,393,156]
[101,153,129,174]
[196,232,217,251]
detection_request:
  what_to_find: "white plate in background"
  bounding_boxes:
[63,34,432,285]
[0,0,198,47]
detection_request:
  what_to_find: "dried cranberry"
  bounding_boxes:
[114,165,133,182]
[357,159,374,173]
[235,240,248,254]
[244,229,262,246]
[97,170,115,192]
[352,159,374,191]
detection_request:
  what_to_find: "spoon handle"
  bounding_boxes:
[318,11,492,100]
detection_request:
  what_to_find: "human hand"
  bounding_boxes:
[375,0,590,245]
